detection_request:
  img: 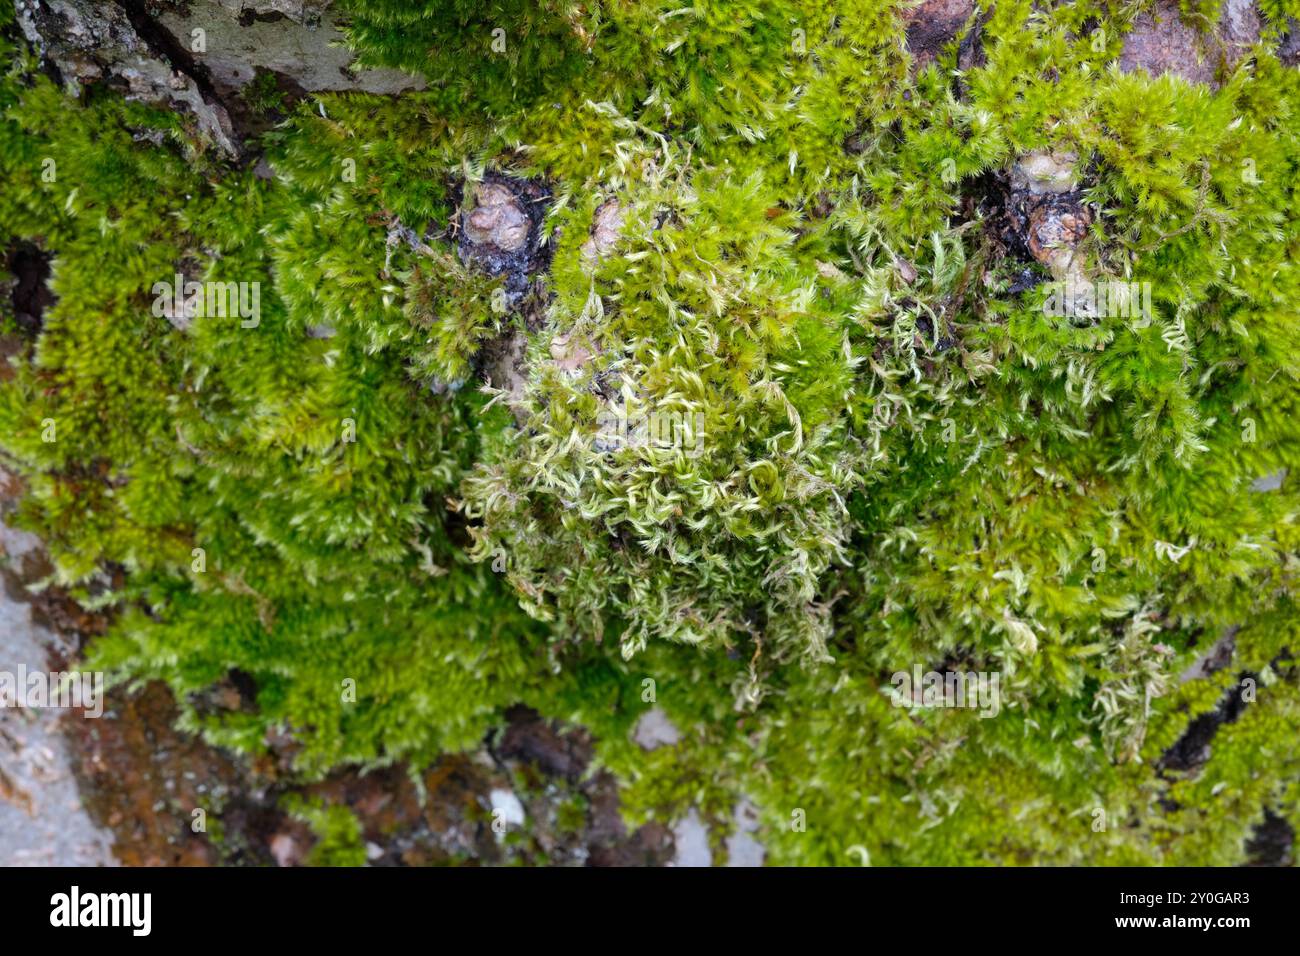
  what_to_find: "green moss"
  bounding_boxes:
[1,1,1298,865]
[284,796,369,867]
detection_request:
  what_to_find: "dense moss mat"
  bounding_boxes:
[2,1,1299,864]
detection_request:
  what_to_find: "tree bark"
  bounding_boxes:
[15,1,423,159]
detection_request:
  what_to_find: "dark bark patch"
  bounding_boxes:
[1119,0,1262,88]
[1245,809,1294,866]
[455,172,552,308]
[903,0,978,71]
[6,241,55,338]
[1157,672,1255,774]
[1280,20,1300,67]
[494,704,593,783]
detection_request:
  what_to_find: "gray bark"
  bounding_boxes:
[15,1,423,159]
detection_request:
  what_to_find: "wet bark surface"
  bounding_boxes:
[15,0,422,158]
[903,0,977,70]
[0,491,116,866]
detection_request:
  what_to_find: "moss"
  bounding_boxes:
[238,70,289,117]
[1,1,1298,865]
[284,796,369,867]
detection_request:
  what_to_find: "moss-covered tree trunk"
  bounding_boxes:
[4,0,1300,869]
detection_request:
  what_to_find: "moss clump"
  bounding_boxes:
[1,1,1298,865]
[284,796,369,867]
